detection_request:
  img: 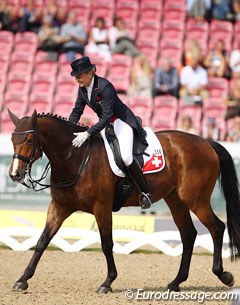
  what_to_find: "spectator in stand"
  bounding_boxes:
[233,0,240,20]
[38,15,62,60]
[180,56,209,105]
[0,1,18,32]
[186,0,211,20]
[60,11,87,61]
[229,41,240,79]
[18,0,42,33]
[182,39,202,66]
[152,57,179,98]
[42,1,67,28]
[128,54,152,97]
[108,17,140,58]
[202,117,220,140]
[225,78,240,119]
[211,0,234,21]
[226,116,240,142]
[85,17,111,61]
[178,115,197,134]
[203,39,230,78]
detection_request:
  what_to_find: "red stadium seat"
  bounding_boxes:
[210,20,233,35]
[0,30,14,44]
[140,0,163,11]
[154,95,178,109]
[54,92,74,106]
[28,92,53,114]
[130,103,152,126]
[151,106,177,131]
[138,19,161,30]
[3,92,28,115]
[53,103,74,118]
[0,110,17,133]
[186,19,209,34]
[31,81,55,95]
[11,51,34,64]
[137,28,160,45]
[14,31,38,45]
[139,7,162,22]
[6,79,30,95]
[108,75,130,93]
[208,32,232,53]
[207,77,229,99]
[34,61,58,76]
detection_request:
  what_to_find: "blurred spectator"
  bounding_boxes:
[60,11,87,61]
[211,0,233,21]
[128,54,152,97]
[202,117,220,140]
[233,0,240,20]
[229,41,240,79]
[180,56,209,105]
[182,39,202,66]
[18,0,42,33]
[108,17,140,58]
[152,57,179,98]
[85,17,111,61]
[0,1,18,32]
[226,116,240,142]
[38,15,62,59]
[41,0,67,27]
[186,0,211,20]
[203,39,230,78]
[178,115,197,134]
[225,79,240,119]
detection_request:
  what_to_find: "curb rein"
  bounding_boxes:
[12,128,91,192]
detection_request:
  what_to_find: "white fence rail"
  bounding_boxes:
[0,227,232,258]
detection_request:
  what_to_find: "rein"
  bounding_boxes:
[12,129,91,192]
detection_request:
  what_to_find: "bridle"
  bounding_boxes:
[12,128,91,191]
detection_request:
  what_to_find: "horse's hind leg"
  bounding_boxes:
[12,200,73,291]
[165,193,197,292]
[94,208,117,293]
[193,204,234,287]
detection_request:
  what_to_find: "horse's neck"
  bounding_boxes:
[37,118,76,170]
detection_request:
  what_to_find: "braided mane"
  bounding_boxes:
[37,112,88,132]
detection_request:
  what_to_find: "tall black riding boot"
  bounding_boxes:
[128,159,152,209]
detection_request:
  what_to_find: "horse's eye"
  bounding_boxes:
[27,138,33,145]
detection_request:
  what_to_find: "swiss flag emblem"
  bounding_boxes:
[143,155,164,173]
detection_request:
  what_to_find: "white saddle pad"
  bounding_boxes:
[101,126,165,177]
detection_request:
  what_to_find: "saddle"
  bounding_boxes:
[105,122,147,212]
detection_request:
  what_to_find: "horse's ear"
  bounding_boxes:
[8,109,20,126]
[30,109,38,128]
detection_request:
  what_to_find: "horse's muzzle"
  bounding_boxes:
[9,169,25,183]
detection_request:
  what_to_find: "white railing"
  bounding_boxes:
[0,227,232,258]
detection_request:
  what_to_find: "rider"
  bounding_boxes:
[69,56,153,209]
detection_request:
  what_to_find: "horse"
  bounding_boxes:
[8,109,240,293]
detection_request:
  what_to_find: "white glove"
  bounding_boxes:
[72,131,90,148]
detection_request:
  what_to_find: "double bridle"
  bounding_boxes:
[12,128,91,191]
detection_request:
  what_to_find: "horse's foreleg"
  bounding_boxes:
[165,194,197,292]
[193,204,234,287]
[94,208,117,293]
[12,200,73,291]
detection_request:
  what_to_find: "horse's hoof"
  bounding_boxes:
[12,281,28,291]
[167,283,180,292]
[96,286,113,293]
[220,272,234,287]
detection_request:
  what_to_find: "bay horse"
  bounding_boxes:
[8,109,240,293]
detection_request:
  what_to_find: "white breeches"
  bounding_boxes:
[112,118,133,166]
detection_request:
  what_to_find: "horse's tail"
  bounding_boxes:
[210,140,240,260]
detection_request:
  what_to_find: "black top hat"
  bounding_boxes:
[70,57,95,76]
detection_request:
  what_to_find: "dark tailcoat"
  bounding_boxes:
[69,75,148,150]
